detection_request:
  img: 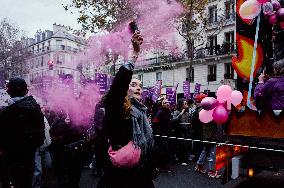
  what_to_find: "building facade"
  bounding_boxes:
[133,0,236,97]
[24,23,89,96]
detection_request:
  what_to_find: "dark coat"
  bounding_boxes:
[155,108,173,135]
[0,96,44,155]
[254,76,284,110]
[103,64,155,188]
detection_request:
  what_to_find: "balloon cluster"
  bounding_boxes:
[199,85,243,125]
[239,0,284,29]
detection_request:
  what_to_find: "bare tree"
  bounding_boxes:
[0,18,30,79]
[177,0,234,59]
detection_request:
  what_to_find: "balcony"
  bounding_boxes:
[32,45,81,56]
[134,42,236,69]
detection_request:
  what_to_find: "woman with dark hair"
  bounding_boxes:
[254,59,284,110]
[102,32,156,188]
[154,98,172,172]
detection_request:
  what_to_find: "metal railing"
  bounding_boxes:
[29,45,82,56]
[136,42,236,68]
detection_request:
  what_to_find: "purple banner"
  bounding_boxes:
[151,80,162,102]
[95,73,108,94]
[183,81,190,99]
[166,88,176,106]
[193,83,201,99]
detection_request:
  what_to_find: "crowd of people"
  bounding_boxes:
[0,31,283,188]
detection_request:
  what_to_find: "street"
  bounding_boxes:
[38,162,284,188]
[79,163,284,188]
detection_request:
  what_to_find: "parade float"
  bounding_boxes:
[198,0,284,183]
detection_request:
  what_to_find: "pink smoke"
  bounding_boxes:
[86,0,185,67]
[32,75,101,127]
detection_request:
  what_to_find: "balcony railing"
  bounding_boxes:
[135,42,236,68]
[30,45,82,56]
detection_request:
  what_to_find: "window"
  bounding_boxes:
[208,6,218,24]
[225,1,235,20]
[225,32,234,44]
[208,35,218,55]
[224,63,234,79]
[186,66,194,83]
[208,65,217,82]
[41,56,44,67]
[56,40,63,50]
[56,54,65,65]
[156,72,162,81]
[224,31,235,52]
[138,74,143,83]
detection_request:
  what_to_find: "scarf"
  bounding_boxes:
[130,98,154,155]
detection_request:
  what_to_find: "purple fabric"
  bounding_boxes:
[254,77,284,110]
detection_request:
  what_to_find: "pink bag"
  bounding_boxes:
[108,141,141,168]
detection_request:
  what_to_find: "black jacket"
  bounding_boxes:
[104,65,133,150]
[155,108,173,135]
[0,96,44,154]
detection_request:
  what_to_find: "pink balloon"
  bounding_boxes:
[276,8,284,21]
[201,97,218,110]
[216,85,233,103]
[272,0,281,11]
[199,109,213,123]
[212,105,228,124]
[231,90,243,107]
[258,0,270,4]
[239,0,262,19]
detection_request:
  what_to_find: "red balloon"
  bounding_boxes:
[272,0,281,11]
[269,13,278,25]
[276,8,284,21]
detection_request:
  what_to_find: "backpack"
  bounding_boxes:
[0,96,45,153]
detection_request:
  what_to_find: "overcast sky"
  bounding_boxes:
[0,0,82,38]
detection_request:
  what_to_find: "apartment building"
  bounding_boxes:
[133,0,236,97]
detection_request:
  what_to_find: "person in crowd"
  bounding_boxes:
[187,99,197,161]
[33,105,52,188]
[49,111,86,188]
[193,94,221,178]
[0,77,45,188]
[189,97,203,160]
[172,99,191,165]
[154,98,173,172]
[90,100,106,177]
[254,58,284,110]
[102,32,155,188]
